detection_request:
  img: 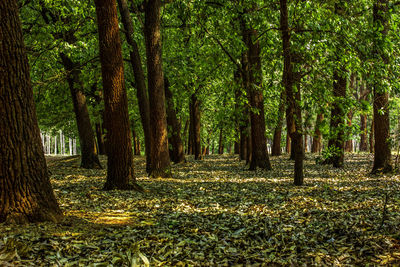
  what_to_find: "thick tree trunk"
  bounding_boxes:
[242,25,271,171]
[144,0,171,177]
[271,91,285,156]
[191,93,202,160]
[60,53,102,169]
[311,113,323,153]
[95,122,106,155]
[218,128,224,154]
[94,0,140,190]
[117,0,152,172]
[324,70,346,167]
[359,114,368,151]
[371,0,392,173]
[280,0,303,185]
[165,78,185,163]
[0,0,63,223]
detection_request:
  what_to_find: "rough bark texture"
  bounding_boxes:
[94,0,139,190]
[311,113,323,153]
[280,0,303,185]
[165,78,185,163]
[242,23,271,171]
[144,0,171,177]
[271,91,286,156]
[191,93,202,160]
[371,0,392,173]
[117,0,152,172]
[0,0,63,223]
[60,54,102,169]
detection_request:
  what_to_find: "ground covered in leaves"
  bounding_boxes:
[1,154,400,266]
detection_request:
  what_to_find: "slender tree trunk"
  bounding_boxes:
[95,123,106,155]
[94,0,140,190]
[242,24,271,171]
[345,110,354,152]
[286,134,291,154]
[165,78,185,163]
[60,53,102,168]
[271,90,285,156]
[117,0,152,172]
[371,0,392,173]
[370,117,375,153]
[182,119,189,154]
[280,0,303,185]
[311,113,323,153]
[239,127,248,160]
[131,126,141,155]
[191,93,202,160]
[188,100,194,155]
[218,128,224,154]
[144,0,171,177]
[359,114,368,151]
[0,0,63,223]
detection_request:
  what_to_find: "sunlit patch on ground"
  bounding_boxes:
[1,153,400,266]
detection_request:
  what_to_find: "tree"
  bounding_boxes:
[0,0,63,223]
[144,0,172,177]
[94,0,140,190]
[371,0,392,174]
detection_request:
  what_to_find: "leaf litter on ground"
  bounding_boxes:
[1,153,400,266]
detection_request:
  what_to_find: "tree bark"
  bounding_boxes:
[117,0,152,172]
[218,128,224,154]
[94,0,140,190]
[311,113,323,153]
[0,0,63,223]
[242,23,271,171]
[359,114,368,151]
[131,126,141,155]
[95,122,106,155]
[344,110,354,152]
[370,117,375,153]
[191,93,202,160]
[271,90,285,156]
[59,53,102,169]
[144,0,171,177]
[165,78,185,163]
[280,0,303,185]
[371,0,392,173]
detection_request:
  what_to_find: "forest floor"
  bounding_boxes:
[1,153,400,266]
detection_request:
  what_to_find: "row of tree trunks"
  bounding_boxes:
[117,0,152,172]
[94,0,139,190]
[131,126,141,156]
[144,0,171,177]
[165,78,185,163]
[0,0,63,223]
[280,0,303,185]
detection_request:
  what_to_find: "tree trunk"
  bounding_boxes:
[369,117,375,153]
[280,0,303,185]
[94,0,140,190]
[144,0,171,177]
[371,0,392,173]
[117,0,152,172]
[131,126,141,155]
[242,24,271,171]
[239,127,248,161]
[271,90,285,156]
[191,93,202,160]
[165,78,185,163]
[311,113,323,153]
[344,110,354,152]
[95,123,106,155]
[359,114,368,151]
[0,0,63,223]
[324,69,346,167]
[60,53,102,169]
[218,128,224,154]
